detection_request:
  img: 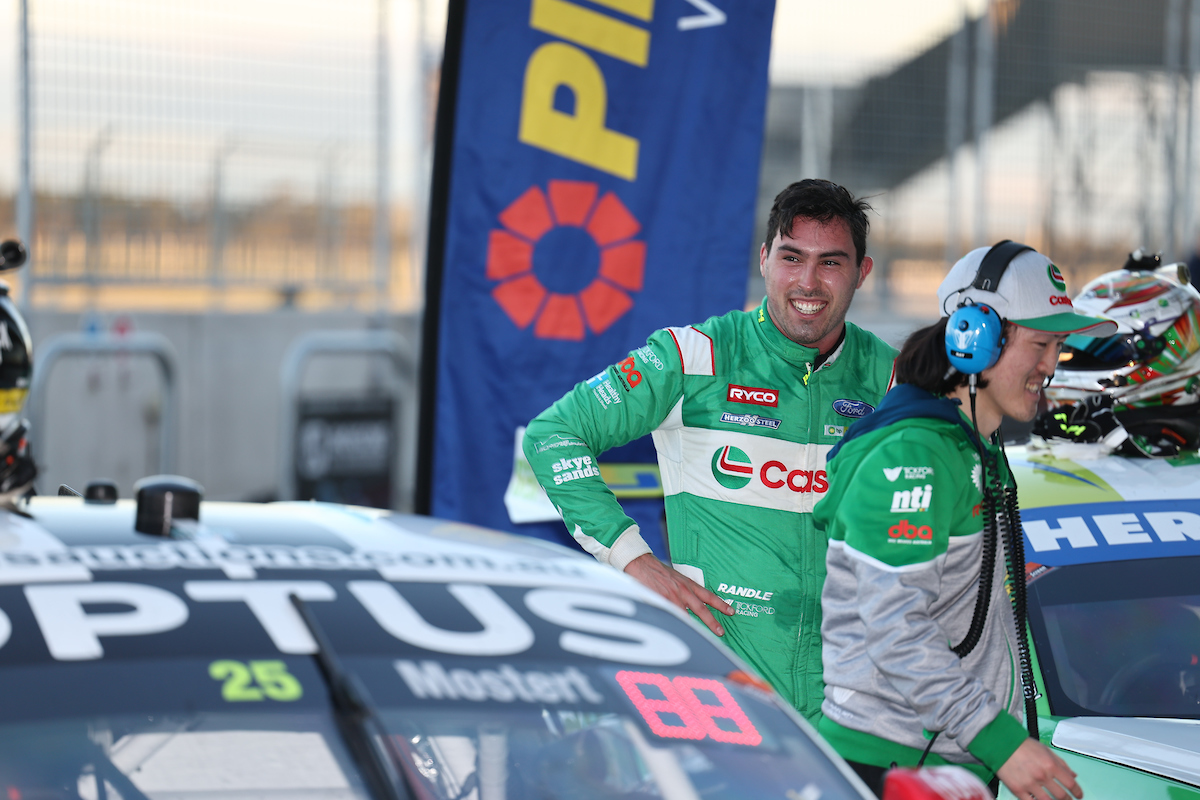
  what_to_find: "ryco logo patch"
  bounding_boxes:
[711,446,753,489]
[727,384,778,407]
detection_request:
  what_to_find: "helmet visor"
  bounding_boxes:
[1062,331,1167,369]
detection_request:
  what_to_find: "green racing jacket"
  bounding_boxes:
[815,386,1028,780]
[523,299,897,721]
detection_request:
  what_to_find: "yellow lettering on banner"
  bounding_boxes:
[519,42,639,181]
[530,0,650,67]
[591,0,654,22]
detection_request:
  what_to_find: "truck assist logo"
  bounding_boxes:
[487,180,646,340]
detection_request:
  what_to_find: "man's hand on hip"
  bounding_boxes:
[996,738,1083,800]
[624,553,734,636]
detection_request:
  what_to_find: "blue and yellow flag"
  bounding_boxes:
[419,0,776,548]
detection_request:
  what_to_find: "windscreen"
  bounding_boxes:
[0,659,372,799]
[364,658,855,800]
[1028,556,1200,718]
[0,575,865,799]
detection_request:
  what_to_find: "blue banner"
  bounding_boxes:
[426,0,777,548]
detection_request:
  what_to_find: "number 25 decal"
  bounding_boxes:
[209,660,304,702]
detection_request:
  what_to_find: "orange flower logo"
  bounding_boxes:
[487,180,646,340]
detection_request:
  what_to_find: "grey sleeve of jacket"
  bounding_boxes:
[846,549,1008,748]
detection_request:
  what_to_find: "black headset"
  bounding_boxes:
[944,240,1033,374]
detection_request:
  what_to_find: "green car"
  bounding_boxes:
[1004,444,1200,800]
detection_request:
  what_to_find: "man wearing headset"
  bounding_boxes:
[814,243,1115,798]
[523,179,897,724]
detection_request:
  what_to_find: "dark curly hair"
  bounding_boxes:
[763,179,872,266]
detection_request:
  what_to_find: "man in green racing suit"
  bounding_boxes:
[523,180,897,722]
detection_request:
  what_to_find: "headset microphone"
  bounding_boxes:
[946,301,1004,374]
[944,240,1033,374]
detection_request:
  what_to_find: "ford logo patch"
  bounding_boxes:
[833,399,874,418]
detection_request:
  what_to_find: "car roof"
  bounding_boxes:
[6,497,662,604]
[1010,443,1200,568]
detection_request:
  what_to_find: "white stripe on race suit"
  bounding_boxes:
[666,326,714,376]
[658,427,834,514]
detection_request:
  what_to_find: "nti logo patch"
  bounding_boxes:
[727,384,778,407]
[711,446,753,489]
[891,485,932,513]
[486,180,646,341]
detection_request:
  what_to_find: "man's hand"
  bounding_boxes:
[996,738,1083,800]
[624,553,734,636]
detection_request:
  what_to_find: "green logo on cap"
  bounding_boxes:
[1047,264,1067,292]
[711,446,753,489]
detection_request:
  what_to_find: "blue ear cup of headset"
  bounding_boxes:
[945,301,1005,374]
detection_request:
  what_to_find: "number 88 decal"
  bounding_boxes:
[615,670,762,746]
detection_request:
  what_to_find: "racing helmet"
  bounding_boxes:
[1044,255,1200,454]
[0,283,32,430]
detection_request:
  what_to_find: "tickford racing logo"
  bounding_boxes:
[711,447,828,494]
[712,446,753,489]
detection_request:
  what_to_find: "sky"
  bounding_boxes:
[0,0,978,204]
[769,0,985,85]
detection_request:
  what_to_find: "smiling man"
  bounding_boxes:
[522,179,897,722]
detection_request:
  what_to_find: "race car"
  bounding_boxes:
[0,475,890,800]
[1007,442,1200,799]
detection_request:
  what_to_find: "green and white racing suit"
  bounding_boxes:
[523,299,896,721]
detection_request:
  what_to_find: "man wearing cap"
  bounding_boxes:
[522,179,897,724]
[814,243,1112,798]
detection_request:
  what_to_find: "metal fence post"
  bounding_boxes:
[28,331,181,488]
[278,329,416,511]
